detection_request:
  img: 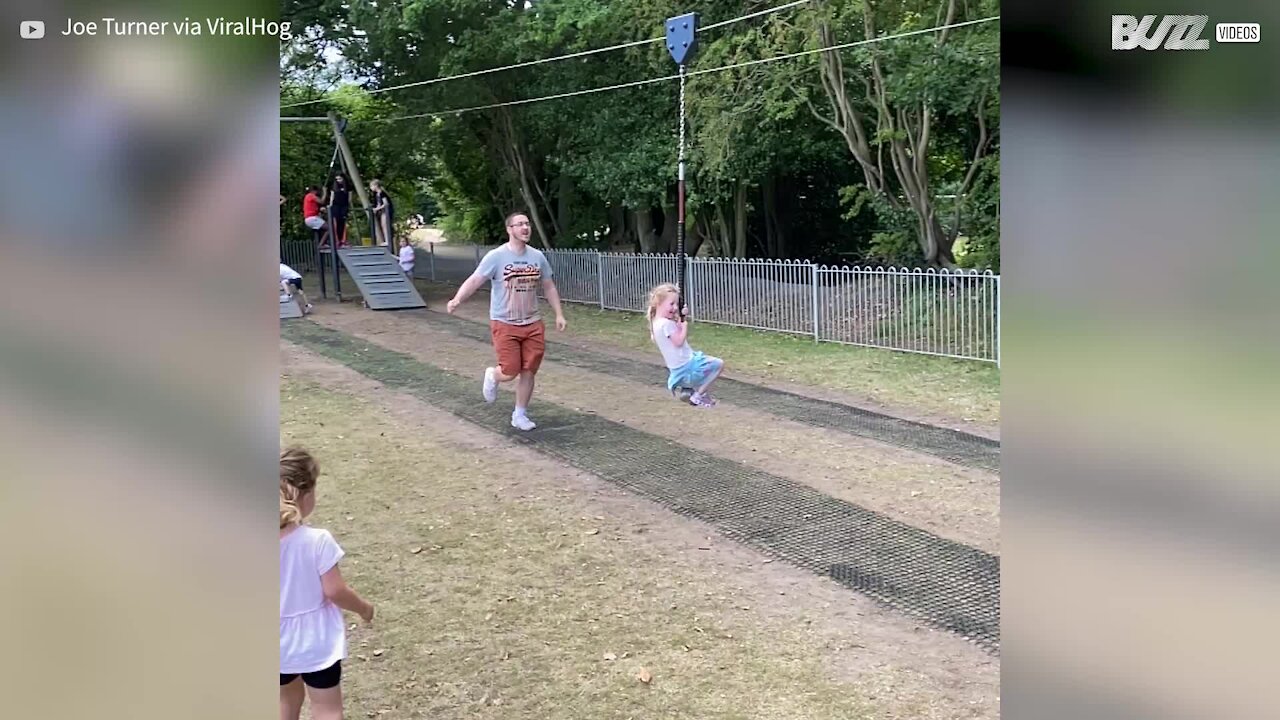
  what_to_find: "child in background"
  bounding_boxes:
[280,262,313,314]
[398,238,415,277]
[280,447,375,720]
[646,283,725,407]
[370,179,395,247]
[328,175,351,249]
[302,186,328,247]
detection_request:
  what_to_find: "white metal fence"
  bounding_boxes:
[422,244,1001,364]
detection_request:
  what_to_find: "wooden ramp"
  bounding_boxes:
[336,247,426,310]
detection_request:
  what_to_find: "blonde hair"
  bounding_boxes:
[280,446,320,529]
[646,283,680,338]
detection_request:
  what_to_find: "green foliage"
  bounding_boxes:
[955,154,999,271]
[838,186,922,266]
[868,231,925,268]
[873,285,998,360]
[280,0,998,262]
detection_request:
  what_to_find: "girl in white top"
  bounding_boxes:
[647,283,725,407]
[280,447,375,720]
[398,238,415,276]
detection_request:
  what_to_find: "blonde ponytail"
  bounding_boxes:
[280,482,303,528]
[280,446,319,529]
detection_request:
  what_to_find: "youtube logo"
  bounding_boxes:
[20,20,44,39]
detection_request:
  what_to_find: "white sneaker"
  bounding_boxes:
[482,367,498,403]
[690,392,717,408]
[511,414,536,431]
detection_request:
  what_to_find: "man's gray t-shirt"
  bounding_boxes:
[477,244,553,325]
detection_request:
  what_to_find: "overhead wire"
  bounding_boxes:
[281,1,816,110]
[367,16,999,124]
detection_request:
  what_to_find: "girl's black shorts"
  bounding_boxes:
[280,660,341,689]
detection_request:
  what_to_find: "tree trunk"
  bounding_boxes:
[635,208,657,253]
[920,211,956,268]
[527,160,560,242]
[692,215,708,255]
[605,205,627,249]
[808,5,983,270]
[494,109,554,247]
[659,204,679,253]
[734,182,748,258]
[557,172,572,244]
[689,214,710,258]
[686,219,706,258]
[762,176,776,257]
[715,203,732,257]
[514,178,549,247]
[762,174,786,257]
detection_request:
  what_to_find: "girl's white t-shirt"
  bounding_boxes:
[652,317,693,369]
[399,245,415,271]
[280,525,347,674]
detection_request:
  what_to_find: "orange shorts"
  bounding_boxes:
[490,319,546,376]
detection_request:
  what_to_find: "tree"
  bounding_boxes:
[279,0,999,265]
[804,0,998,267]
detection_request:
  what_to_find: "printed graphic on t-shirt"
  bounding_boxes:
[502,262,542,320]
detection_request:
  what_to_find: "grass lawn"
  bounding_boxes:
[408,286,1000,428]
[549,302,1000,425]
[298,270,1001,427]
[279,378,928,719]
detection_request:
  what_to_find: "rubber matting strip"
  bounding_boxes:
[418,311,1000,473]
[283,321,1001,652]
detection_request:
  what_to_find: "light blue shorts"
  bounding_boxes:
[667,351,723,391]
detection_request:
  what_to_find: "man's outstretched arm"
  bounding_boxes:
[447,271,488,313]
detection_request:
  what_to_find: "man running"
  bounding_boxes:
[447,210,566,430]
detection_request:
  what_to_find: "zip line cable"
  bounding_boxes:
[280,1,815,110]
[366,16,993,124]
[700,0,811,32]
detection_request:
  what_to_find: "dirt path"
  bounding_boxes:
[281,343,999,719]
[308,303,999,554]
